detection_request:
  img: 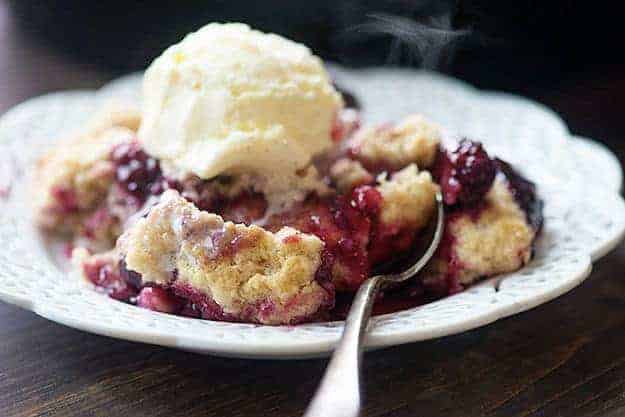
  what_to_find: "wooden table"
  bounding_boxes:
[2,4,625,417]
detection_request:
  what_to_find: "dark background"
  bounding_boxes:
[2,2,625,417]
[4,0,625,152]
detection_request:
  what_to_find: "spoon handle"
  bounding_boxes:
[303,275,384,417]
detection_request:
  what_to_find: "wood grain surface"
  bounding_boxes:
[2,3,625,416]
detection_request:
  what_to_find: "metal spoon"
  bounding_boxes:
[304,191,444,417]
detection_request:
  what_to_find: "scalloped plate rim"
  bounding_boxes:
[0,69,623,359]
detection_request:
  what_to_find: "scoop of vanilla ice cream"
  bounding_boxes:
[139,23,343,184]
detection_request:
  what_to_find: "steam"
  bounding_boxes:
[343,3,476,70]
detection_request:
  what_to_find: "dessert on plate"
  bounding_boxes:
[34,23,542,325]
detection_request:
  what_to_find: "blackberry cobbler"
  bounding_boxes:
[34,23,542,325]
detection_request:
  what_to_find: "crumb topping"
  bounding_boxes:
[451,176,535,284]
[34,125,135,232]
[35,102,542,323]
[118,190,330,324]
[377,164,438,229]
[350,114,441,170]
[422,175,536,290]
[329,158,374,192]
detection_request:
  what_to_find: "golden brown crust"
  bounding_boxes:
[376,164,438,230]
[422,176,536,288]
[118,190,329,324]
[34,127,133,233]
[329,158,373,193]
[452,177,534,284]
[34,104,142,253]
[33,103,141,228]
[350,114,441,169]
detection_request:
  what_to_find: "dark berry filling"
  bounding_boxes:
[494,158,544,231]
[166,177,221,212]
[264,192,371,291]
[262,184,423,292]
[171,283,235,321]
[263,185,389,291]
[137,287,185,314]
[78,136,542,323]
[434,139,496,207]
[110,141,163,203]
[418,153,543,298]
[83,258,138,301]
[119,259,143,289]
[220,191,268,224]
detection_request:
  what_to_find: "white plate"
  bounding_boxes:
[0,68,623,359]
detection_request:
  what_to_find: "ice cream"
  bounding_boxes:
[138,23,343,192]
